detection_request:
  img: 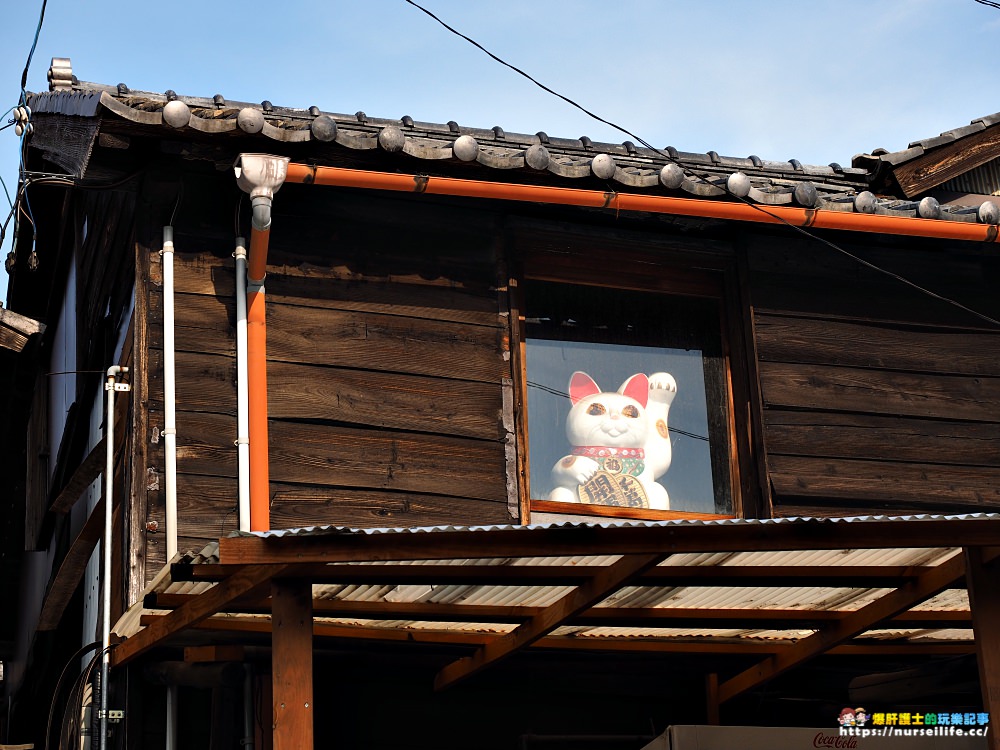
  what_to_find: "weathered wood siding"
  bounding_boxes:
[746,233,1000,517]
[144,191,513,565]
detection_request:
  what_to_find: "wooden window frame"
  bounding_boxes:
[509,227,752,523]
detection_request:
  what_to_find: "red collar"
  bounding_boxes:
[571,446,644,459]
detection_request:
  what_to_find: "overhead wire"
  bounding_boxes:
[0,173,12,209]
[404,0,1000,328]
[5,0,49,282]
[19,0,49,104]
[526,380,710,441]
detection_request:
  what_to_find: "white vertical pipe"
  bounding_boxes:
[161,226,178,560]
[161,227,179,750]
[234,238,251,532]
[101,365,125,750]
[166,686,178,750]
[242,665,255,749]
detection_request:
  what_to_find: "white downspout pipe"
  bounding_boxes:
[161,227,179,750]
[161,227,178,560]
[101,365,128,750]
[234,237,251,532]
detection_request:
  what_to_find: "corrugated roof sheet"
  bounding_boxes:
[238,511,1000,537]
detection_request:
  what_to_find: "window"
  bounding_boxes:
[514,252,744,522]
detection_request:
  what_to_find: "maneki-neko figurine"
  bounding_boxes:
[548,371,677,510]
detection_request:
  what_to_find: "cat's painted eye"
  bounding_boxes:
[586,403,606,416]
[622,405,640,418]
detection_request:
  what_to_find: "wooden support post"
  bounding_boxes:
[705,673,720,725]
[965,547,1000,750]
[272,579,313,750]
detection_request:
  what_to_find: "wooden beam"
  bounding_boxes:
[965,546,1000,750]
[0,306,44,352]
[184,645,245,663]
[147,592,972,630]
[434,553,665,690]
[217,517,1000,565]
[173,562,950,589]
[170,563,957,589]
[717,551,967,704]
[112,564,281,667]
[49,391,128,515]
[544,639,975,657]
[49,437,106,513]
[37,499,104,630]
[126,243,151,608]
[272,579,313,750]
[140,614,975,656]
[530,499,730,521]
[891,124,1000,198]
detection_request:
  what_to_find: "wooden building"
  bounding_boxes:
[2,57,1000,749]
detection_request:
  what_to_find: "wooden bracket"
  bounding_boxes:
[434,552,665,690]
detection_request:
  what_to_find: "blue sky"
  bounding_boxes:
[1,0,998,304]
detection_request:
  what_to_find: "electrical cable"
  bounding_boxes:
[0,110,13,210]
[18,136,36,234]
[45,641,101,750]
[235,191,245,237]
[404,0,1000,329]
[169,181,184,226]
[526,380,709,441]
[66,643,118,750]
[973,0,1000,9]
[58,645,103,750]
[12,0,61,276]
[28,171,141,190]
[19,0,49,103]
[0,173,12,209]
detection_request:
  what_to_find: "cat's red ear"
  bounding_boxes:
[568,371,600,405]
[619,373,649,408]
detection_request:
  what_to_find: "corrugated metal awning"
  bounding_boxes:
[113,514,1000,704]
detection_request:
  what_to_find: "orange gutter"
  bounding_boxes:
[284,164,1000,244]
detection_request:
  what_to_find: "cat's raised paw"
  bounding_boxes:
[648,372,678,404]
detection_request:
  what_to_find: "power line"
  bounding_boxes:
[20,0,49,103]
[404,0,1000,329]
[526,381,710,441]
[973,0,1000,10]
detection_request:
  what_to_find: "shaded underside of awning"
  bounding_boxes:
[113,514,1000,703]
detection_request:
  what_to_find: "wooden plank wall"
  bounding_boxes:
[144,193,513,565]
[745,233,1000,517]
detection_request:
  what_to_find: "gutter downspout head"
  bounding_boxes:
[234,154,288,532]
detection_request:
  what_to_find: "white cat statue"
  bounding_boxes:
[548,371,677,510]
